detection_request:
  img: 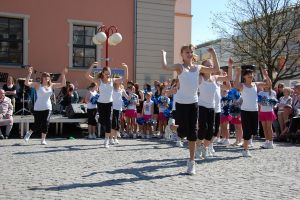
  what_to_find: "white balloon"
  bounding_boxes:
[95,32,107,44]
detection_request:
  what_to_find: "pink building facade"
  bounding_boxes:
[0,0,191,89]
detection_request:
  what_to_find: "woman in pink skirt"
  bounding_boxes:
[258,84,277,149]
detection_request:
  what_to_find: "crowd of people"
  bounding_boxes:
[0,44,300,175]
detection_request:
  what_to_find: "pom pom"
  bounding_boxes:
[137,117,145,125]
[122,96,129,108]
[228,88,240,100]
[90,94,100,104]
[164,109,171,119]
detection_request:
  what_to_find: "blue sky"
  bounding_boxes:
[192,0,230,45]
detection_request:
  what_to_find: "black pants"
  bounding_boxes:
[87,108,97,126]
[241,110,258,140]
[213,112,220,137]
[112,109,121,130]
[175,103,198,141]
[97,102,112,133]
[34,110,52,135]
[198,106,215,140]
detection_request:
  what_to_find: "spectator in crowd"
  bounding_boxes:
[292,82,300,113]
[277,87,292,134]
[276,83,285,100]
[2,76,16,112]
[0,89,13,139]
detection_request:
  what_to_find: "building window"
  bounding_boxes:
[0,17,23,65]
[72,25,97,68]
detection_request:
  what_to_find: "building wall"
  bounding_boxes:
[0,0,134,89]
[174,0,192,64]
[135,0,175,84]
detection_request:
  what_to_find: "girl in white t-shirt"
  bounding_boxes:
[112,82,129,144]
[85,82,98,139]
[258,85,277,149]
[142,92,154,138]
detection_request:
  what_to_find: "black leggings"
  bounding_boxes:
[213,112,220,137]
[34,110,52,135]
[112,109,121,130]
[175,103,198,141]
[97,102,112,133]
[198,106,215,140]
[241,110,258,140]
[87,108,97,126]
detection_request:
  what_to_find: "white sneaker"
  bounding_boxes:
[88,134,93,139]
[92,133,97,139]
[260,141,269,149]
[222,139,230,146]
[132,134,137,139]
[114,138,119,144]
[109,139,115,145]
[186,160,196,175]
[268,142,275,149]
[176,140,184,147]
[195,145,203,159]
[242,149,252,157]
[213,137,221,143]
[104,139,109,148]
[248,142,254,148]
[24,130,33,143]
[209,143,215,155]
[218,138,225,144]
[202,147,209,159]
[41,139,47,145]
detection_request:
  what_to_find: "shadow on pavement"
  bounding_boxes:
[29,158,187,191]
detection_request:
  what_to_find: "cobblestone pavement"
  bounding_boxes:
[0,138,299,200]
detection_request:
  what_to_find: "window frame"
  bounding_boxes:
[0,12,29,67]
[68,20,102,70]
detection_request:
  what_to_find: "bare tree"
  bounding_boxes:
[213,0,300,86]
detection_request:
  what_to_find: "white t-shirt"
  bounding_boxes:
[214,82,221,113]
[97,80,113,103]
[143,100,153,115]
[87,90,98,109]
[198,76,217,108]
[241,83,258,111]
[176,65,200,104]
[112,88,126,111]
[34,85,53,111]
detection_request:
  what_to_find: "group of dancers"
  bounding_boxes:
[20,43,287,176]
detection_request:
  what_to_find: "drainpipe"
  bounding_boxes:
[133,0,138,82]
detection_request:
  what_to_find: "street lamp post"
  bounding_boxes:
[92,25,122,67]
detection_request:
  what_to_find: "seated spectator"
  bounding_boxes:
[2,76,16,112]
[0,89,13,139]
[292,82,300,115]
[278,105,296,142]
[61,84,79,109]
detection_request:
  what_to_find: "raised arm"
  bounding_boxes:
[215,57,233,83]
[25,66,38,89]
[200,48,220,74]
[161,50,181,73]
[233,66,243,91]
[256,68,272,88]
[52,68,68,89]
[113,63,128,84]
[85,62,98,84]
